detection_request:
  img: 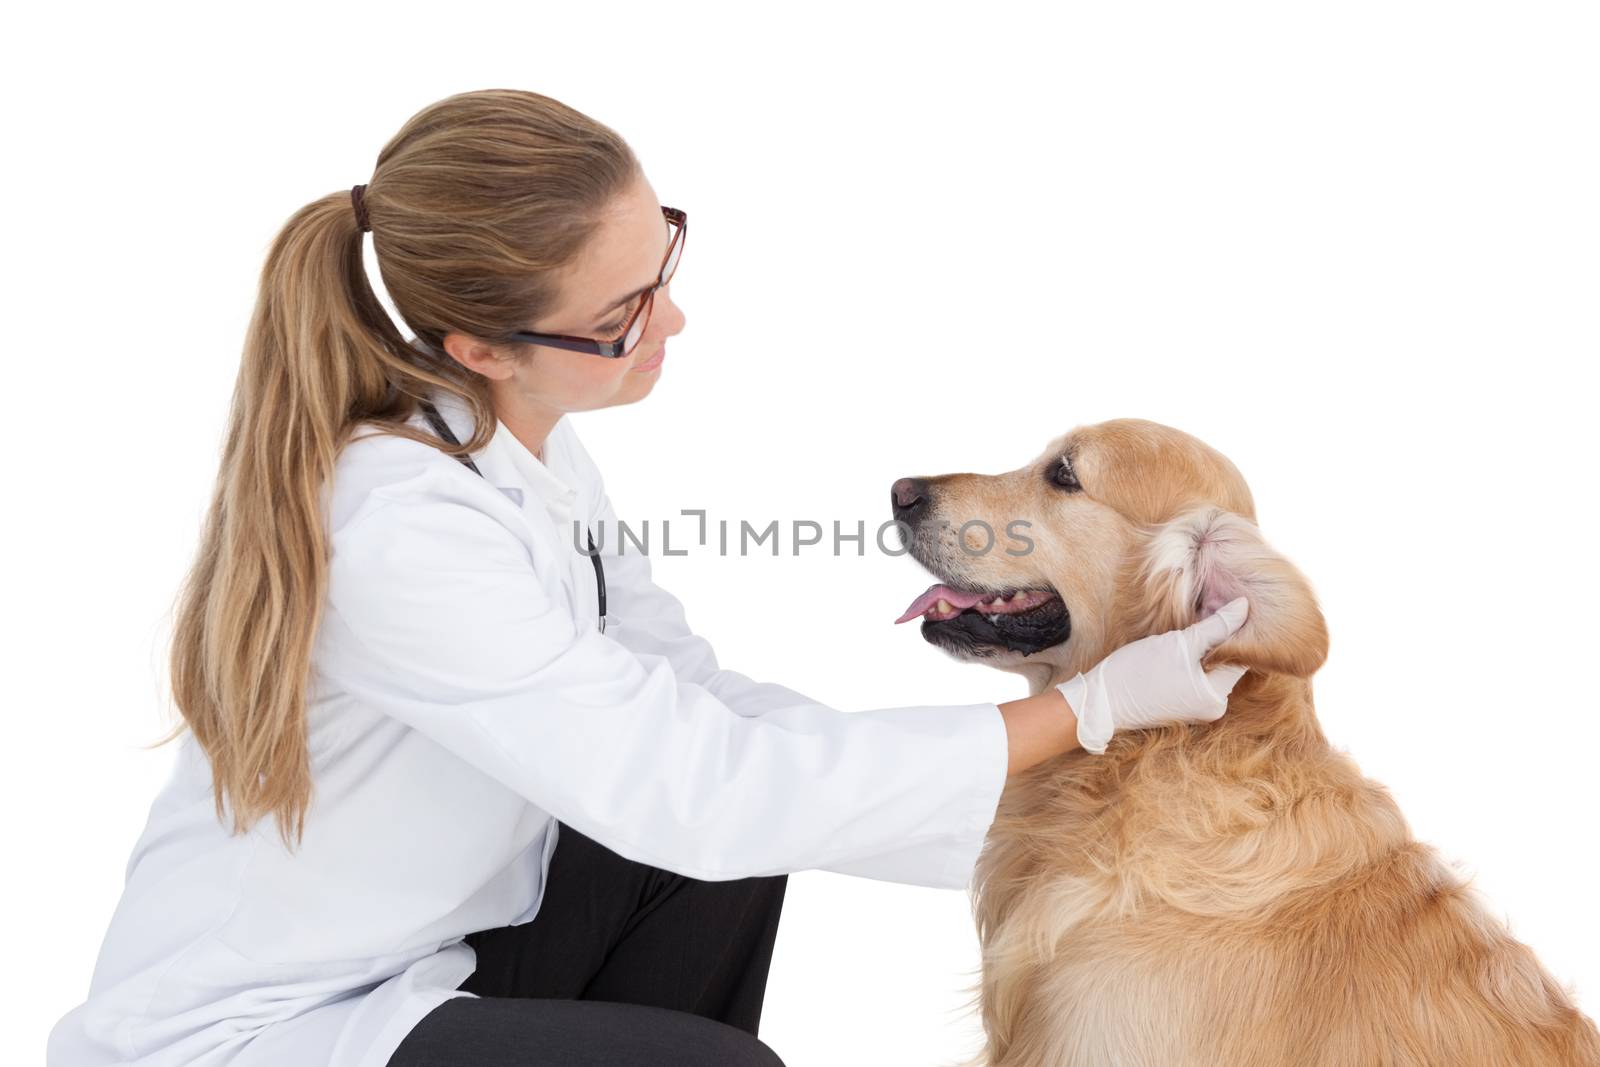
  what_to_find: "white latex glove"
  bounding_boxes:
[1058,596,1251,754]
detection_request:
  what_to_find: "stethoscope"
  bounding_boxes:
[418,398,606,633]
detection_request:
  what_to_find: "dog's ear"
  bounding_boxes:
[1131,505,1328,677]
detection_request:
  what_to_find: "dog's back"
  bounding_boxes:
[968,671,1600,1067]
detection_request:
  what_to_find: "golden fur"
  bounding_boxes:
[901,418,1600,1066]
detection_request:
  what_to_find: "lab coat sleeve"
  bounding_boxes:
[320,486,1010,889]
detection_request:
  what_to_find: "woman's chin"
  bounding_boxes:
[611,376,658,406]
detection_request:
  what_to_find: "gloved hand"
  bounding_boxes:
[1059,597,1251,754]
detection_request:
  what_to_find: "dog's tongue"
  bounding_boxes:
[895,583,990,624]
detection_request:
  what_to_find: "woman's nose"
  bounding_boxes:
[653,286,687,337]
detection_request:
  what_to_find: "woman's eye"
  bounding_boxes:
[597,297,639,338]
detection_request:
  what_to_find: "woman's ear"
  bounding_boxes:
[1131,505,1329,677]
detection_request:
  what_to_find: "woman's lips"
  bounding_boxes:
[633,344,666,371]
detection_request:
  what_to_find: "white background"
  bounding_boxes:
[8,2,1597,1064]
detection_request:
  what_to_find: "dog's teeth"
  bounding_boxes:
[935,598,954,614]
[1007,591,1023,602]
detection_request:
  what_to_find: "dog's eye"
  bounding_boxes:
[1050,456,1081,492]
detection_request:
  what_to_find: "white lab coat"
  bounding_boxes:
[48,383,1010,1067]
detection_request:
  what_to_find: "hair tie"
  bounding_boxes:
[350,184,371,233]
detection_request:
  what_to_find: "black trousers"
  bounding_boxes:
[387,823,789,1066]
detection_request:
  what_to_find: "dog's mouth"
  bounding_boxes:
[895,583,1071,657]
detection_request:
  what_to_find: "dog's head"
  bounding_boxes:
[890,418,1327,689]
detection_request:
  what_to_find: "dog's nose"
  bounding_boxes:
[891,477,931,524]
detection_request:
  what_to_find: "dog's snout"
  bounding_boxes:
[891,477,931,524]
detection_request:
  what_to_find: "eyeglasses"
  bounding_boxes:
[508,205,685,359]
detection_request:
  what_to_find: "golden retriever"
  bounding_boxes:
[890,418,1600,1067]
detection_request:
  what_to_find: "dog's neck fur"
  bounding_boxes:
[976,668,1344,939]
[1189,668,1323,749]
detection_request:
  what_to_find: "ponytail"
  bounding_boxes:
[161,89,640,848]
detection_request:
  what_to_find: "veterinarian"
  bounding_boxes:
[49,90,1251,1067]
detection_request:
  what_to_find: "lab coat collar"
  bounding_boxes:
[419,386,580,526]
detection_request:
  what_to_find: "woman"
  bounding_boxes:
[48,89,1249,1067]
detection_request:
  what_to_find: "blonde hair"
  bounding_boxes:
[161,89,641,848]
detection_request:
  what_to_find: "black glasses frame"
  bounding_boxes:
[507,206,685,358]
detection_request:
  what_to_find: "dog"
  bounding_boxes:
[890,418,1600,1067]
